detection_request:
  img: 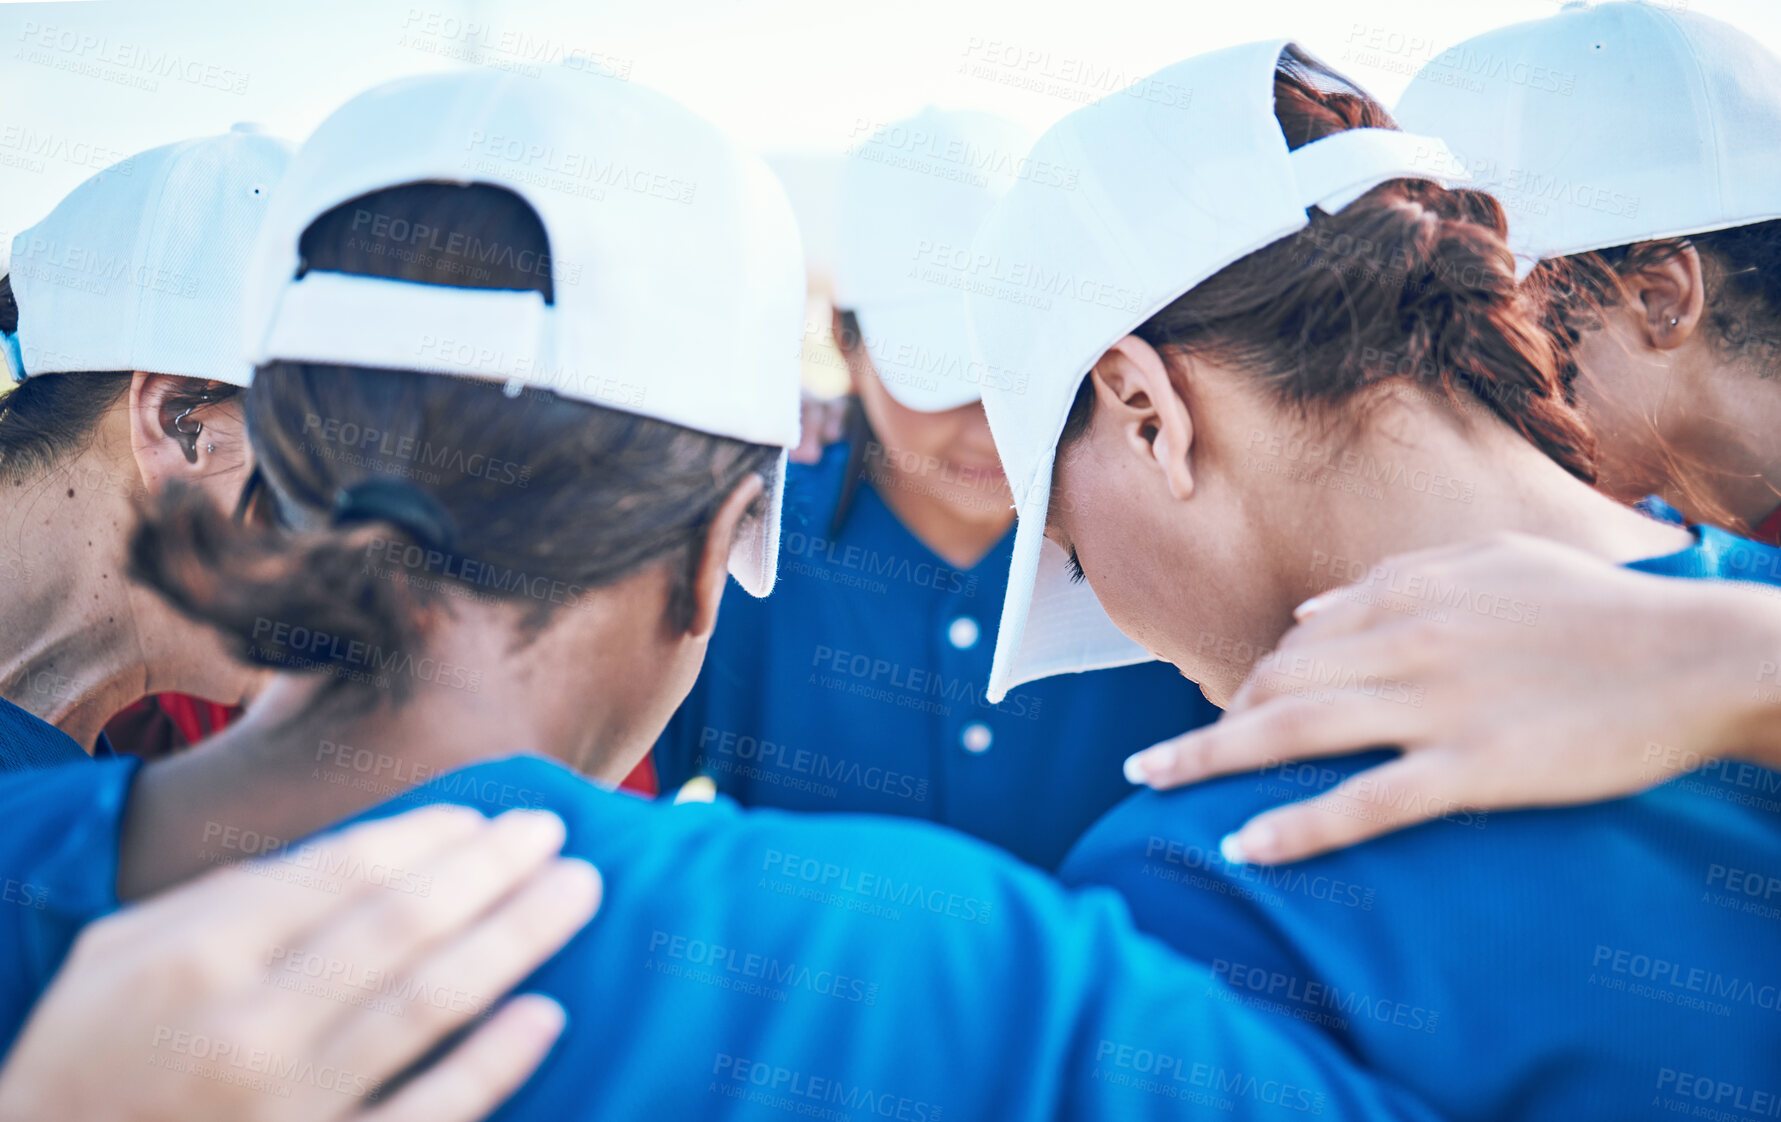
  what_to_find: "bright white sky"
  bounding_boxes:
[4,0,1781,272]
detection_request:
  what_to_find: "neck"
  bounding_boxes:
[117,674,541,898]
[1663,356,1781,532]
[1273,399,1694,610]
[116,594,649,900]
[0,454,148,750]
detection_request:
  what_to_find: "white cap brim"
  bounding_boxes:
[1510,211,1781,281]
[730,449,787,597]
[855,302,983,413]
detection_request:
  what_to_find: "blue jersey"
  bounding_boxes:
[0,755,1442,1120]
[0,756,130,1048]
[657,442,1219,869]
[1058,523,1781,1122]
[0,694,99,772]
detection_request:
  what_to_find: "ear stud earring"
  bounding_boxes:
[168,394,224,464]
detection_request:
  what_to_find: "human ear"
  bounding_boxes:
[1085,335,1195,500]
[126,373,247,500]
[686,472,767,639]
[1621,243,1707,351]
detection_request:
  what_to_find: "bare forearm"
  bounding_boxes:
[1702,579,1781,771]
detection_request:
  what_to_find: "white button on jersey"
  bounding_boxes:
[961,722,993,754]
[947,616,980,650]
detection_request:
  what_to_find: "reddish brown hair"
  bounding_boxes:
[1528,222,1781,532]
[1064,53,1597,483]
[1534,220,1781,377]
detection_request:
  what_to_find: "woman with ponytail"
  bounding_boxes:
[1131,4,1781,865]
[955,42,1781,1118]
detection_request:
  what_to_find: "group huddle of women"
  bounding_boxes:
[1,2,1779,1119]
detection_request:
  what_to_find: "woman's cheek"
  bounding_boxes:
[1078,505,1156,623]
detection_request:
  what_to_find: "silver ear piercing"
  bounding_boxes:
[205,443,216,454]
[172,404,204,437]
[1670,317,1680,327]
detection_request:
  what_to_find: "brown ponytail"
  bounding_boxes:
[129,182,778,711]
[130,484,424,696]
[1066,54,1597,483]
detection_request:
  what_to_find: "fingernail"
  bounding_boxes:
[505,993,569,1043]
[1222,821,1276,865]
[1123,744,1174,785]
[1293,594,1330,621]
[1122,753,1147,785]
[541,858,604,924]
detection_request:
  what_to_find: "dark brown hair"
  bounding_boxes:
[1062,51,1596,484]
[130,182,778,708]
[0,275,239,482]
[825,309,873,536]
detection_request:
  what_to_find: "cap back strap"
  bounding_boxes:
[1289,127,1470,215]
[257,271,552,384]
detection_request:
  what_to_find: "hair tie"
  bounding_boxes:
[332,477,458,553]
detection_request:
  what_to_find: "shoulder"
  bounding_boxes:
[0,754,139,865]
[382,754,654,831]
[1064,753,1392,879]
[1689,525,1781,586]
[1059,779,1261,893]
[369,754,743,872]
[383,754,1064,915]
[0,755,140,1012]
[1057,753,1404,958]
[1624,517,1781,586]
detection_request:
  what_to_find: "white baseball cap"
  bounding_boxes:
[834,108,1037,412]
[3,125,291,386]
[243,69,806,597]
[1393,2,1781,278]
[971,41,1468,702]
